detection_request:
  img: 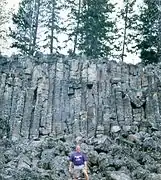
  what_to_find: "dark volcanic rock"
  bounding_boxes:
[1,56,161,179]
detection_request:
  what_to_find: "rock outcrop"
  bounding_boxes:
[1,55,161,179]
[1,55,160,140]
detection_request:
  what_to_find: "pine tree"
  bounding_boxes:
[77,0,115,58]
[64,0,115,58]
[115,0,140,62]
[62,0,82,56]
[32,0,41,54]
[10,0,41,55]
[73,0,81,55]
[40,0,62,54]
[138,0,160,65]
[121,0,137,61]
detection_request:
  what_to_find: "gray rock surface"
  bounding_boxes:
[1,56,161,179]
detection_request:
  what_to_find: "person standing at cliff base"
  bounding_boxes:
[69,145,89,180]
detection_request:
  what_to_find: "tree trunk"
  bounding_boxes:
[73,0,82,55]
[29,0,34,55]
[32,0,41,55]
[50,0,55,54]
[121,1,128,62]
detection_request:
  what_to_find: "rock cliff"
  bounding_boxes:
[0,55,160,140]
[1,55,161,180]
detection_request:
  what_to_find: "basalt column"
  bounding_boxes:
[0,57,161,140]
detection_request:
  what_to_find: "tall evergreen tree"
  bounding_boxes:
[62,0,82,56]
[121,0,138,61]
[64,0,115,58]
[32,0,41,54]
[115,0,140,62]
[41,0,62,54]
[77,0,115,58]
[138,0,160,64]
[10,0,41,55]
[72,0,81,55]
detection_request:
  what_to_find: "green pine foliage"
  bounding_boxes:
[41,0,62,54]
[62,0,82,56]
[114,0,140,62]
[122,0,138,60]
[9,0,41,55]
[78,0,115,58]
[10,0,161,65]
[138,0,159,65]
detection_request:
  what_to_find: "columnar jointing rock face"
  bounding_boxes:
[0,56,160,140]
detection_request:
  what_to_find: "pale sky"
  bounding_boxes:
[4,0,142,64]
[6,0,20,9]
